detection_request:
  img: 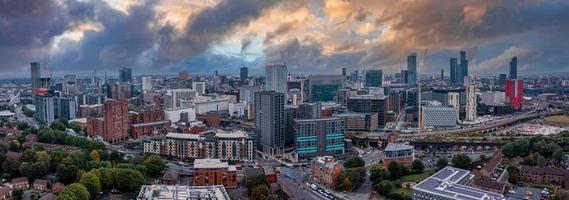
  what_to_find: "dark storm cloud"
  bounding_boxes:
[0,0,71,72]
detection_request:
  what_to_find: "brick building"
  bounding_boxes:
[382,142,415,167]
[87,100,129,143]
[520,166,569,188]
[129,109,170,138]
[311,156,342,189]
[192,159,237,188]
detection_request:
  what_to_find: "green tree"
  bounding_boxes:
[50,121,66,131]
[115,168,145,192]
[411,159,425,174]
[553,149,565,162]
[109,150,121,163]
[90,150,100,162]
[436,158,448,170]
[36,151,50,167]
[60,183,90,200]
[70,122,83,133]
[2,157,20,175]
[38,127,56,143]
[56,193,78,200]
[12,188,24,200]
[57,165,80,184]
[388,161,402,180]
[58,117,69,127]
[79,172,102,199]
[21,149,37,162]
[370,164,390,184]
[251,185,270,200]
[375,180,393,195]
[144,155,165,176]
[247,175,268,194]
[28,162,48,180]
[452,154,471,170]
[343,156,365,168]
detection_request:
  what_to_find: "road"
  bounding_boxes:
[15,106,38,129]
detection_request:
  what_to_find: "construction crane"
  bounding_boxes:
[417,49,428,134]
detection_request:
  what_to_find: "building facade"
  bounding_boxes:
[346,95,387,128]
[265,64,288,94]
[383,142,414,167]
[35,94,55,125]
[254,91,285,155]
[365,70,383,87]
[193,159,238,188]
[308,75,344,102]
[465,76,477,121]
[294,117,345,161]
[505,79,523,110]
[311,156,342,189]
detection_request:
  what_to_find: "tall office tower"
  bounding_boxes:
[448,92,460,110]
[440,69,444,81]
[35,94,55,125]
[450,58,462,84]
[142,76,152,91]
[103,99,129,143]
[401,70,408,84]
[509,57,518,79]
[407,53,417,86]
[349,70,359,82]
[119,67,133,83]
[505,79,523,110]
[465,76,477,121]
[265,64,288,94]
[308,75,344,102]
[254,91,285,155]
[31,62,41,99]
[55,97,76,120]
[192,82,206,95]
[179,71,190,81]
[460,51,468,80]
[347,95,387,128]
[365,70,383,87]
[498,74,507,86]
[342,68,347,77]
[240,67,248,82]
[294,117,345,161]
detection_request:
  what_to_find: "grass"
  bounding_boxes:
[544,115,569,126]
[400,171,432,183]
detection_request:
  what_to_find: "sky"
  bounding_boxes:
[1,0,569,78]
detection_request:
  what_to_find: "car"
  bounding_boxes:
[311,184,317,190]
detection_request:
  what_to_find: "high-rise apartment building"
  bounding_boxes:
[142,76,152,91]
[31,62,41,100]
[506,79,523,110]
[164,89,197,109]
[448,92,460,110]
[240,67,248,82]
[265,64,287,94]
[465,76,477,121]
[192,82,206,95]
[55,97,76,120]
[498,74,507,86]
[347,95,387,128]
[35,94,55,125]
[294,117,344,161]
[254,91,285,155]
[87,100,129,143]
[308,75,344,102]
[407,53,417,86]
[509,57,518,79]
[460,51,468,80]
[365,70,383,87]
[119,67,132,83]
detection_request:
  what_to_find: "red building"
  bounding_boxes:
[87,100,129,143]
[505,79,523,110]
[128,109,170,138]
[193,159,238,188]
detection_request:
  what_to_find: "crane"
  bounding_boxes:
[417,49,428,134]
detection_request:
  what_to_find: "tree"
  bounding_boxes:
[553,149,564,162]
[375,180,393,195]
[50,121,66,131]
[341,176,352,191]
[247,175,268,194]
[251,185,270,200]
[58,118,69,127]
[344,156,365,168]
[79,172,101,199]
[56,193,78,200]
[21,149,37,162]
[411,160,425,174]
[57,165,80,184]
[28,162,48,180]
[370,165,390,184]
[508,173,519,184]
[537,155,547,167]
[60,183,90,200]
[144,155,165,176]
[436,158,449,170]
[19,162,30,176]
[109,150,121,163]
[38,127,55,143]
[70,122,83,133]
[452,154,471,170]
[506,166,519,174]
[114,168,145,192]
[12,188,24,200]
[90,150,100,162]
[36,151,50,167]
[388,161,402,180]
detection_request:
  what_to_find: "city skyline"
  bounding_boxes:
[1,0,569,78]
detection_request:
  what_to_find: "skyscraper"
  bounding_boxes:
[365,70,383,87]
[309,75,344,102]
[240,67,248,82]
[265,64,287,94]
[342,68,347,77]
[254,91,285,155]
[55,97,76,120]
[407,53,417,86]
[460,51,468,80]
[465,76,477,121]
[35,94,54,125]
[498,74,507,86]
[142,76,152,91]
[449,58,463,84]
[440,69,444,81]
[347,95,387,128]
[509,57,518,79]
[119,67,132,83]
[505,79,523,110]
[31,62,41,100]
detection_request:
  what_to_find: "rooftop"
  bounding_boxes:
[194,159,228,169]
[413,167,505,200]
[384,142,414,152]
[137,185,230,200]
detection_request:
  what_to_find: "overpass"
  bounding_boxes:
[347,109,567,145]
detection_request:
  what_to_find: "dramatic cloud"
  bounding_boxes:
[1,0,569,76]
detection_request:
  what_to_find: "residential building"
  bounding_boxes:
[35,94,55,124]
[164,89,197,109]
[192,82,206,95]
[119,67,132,83]
[193,159,238,188]
[308,75,344,102]
[54,97,76,120]
[412,167,505,200]
[311,156,342,189]
[33,179,49,192]
[297,102,321,119]
[365,70,383,87]
[86,99,129,143]
[465,76,477,121]
[336,112,378,131]
[294,117,345,161]
[142,76,152,91]
[0,187,11,199]
[509,57,518,79]
[519,166,569,188]
[240,67,248,81]
[480,91,505,106]
[254,91,285,155]
[265,64,288,94]
[382,142,414,167]
[505,79,523,110]
[137,185,230,200]
[143,130,255,162]
[12,177,29,190]
[448,92,460,110]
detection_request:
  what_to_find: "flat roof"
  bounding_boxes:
[131,120,170,127]
[385,143,414,151]
[166,132,201,140]
[194,159,228,169]
[138,185,230,200]
[413,167,506,200]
